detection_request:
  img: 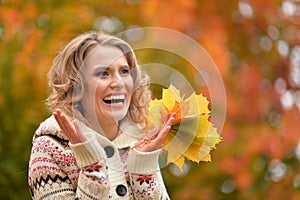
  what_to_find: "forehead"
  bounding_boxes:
[84,45,127,69]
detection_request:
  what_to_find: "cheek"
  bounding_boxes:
[82,87,95,108]
[82,81,102,106]
[126,76,134,91]
[126,82,134,100]
[94,80,107,96]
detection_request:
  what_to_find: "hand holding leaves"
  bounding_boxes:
[148,85,221,170]
[134,113,176,152]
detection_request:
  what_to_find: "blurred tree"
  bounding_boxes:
[0,0,300,199]
[141,0,300,199]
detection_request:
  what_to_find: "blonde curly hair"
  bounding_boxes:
[46,31,151,125]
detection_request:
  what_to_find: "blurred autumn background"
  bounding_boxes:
[1,0,300,199]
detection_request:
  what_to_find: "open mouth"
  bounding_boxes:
[103,95,125,104]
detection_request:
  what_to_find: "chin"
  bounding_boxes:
[108,109,128,122]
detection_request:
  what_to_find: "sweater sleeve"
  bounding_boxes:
[28,134,112,200]
[69,133,106,168]
[28,135,77,199]
[127,149,170,199]
[69,134,112,199]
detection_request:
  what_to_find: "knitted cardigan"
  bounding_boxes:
[28,115,170,199]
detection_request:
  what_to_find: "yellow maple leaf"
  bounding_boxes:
[164,115,221,170]
[148,85,221,170]
[149,85,189,125]
[185,92,210,116]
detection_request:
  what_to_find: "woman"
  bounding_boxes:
[28,31,175,199]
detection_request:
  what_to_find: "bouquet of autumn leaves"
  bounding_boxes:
[147,85,221,170]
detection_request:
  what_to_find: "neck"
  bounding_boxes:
[99,120,119,141]
[85,114,119,141]
[88,119,119,141]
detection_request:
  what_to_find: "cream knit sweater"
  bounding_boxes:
[28,115,170,199]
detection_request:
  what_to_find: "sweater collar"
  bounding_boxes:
[35,115,146,148]
[112,116,146,148]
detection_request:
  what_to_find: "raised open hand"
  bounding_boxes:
[53,109,88,144]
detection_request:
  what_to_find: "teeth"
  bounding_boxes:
[103,95,125,100]
[103,95,126,104]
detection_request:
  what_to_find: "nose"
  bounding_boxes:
[110,73,124,88]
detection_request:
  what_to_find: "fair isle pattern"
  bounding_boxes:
[40,188,75,200]
[83,163,109,185]
[28,134,80,199]
[28,116,170,199]
[76,171,110,199]
[132,174,158,198]
[31,136,77,167]
[119,149,135,199]
[119,149,129,171]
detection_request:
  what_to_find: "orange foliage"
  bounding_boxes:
[14,28,42,66]
[23,2,38,21]
[0,7,24,40]
[221,156,253,190]
[142,0,196,32]
[1,0,300,199]
[198,16,230,76]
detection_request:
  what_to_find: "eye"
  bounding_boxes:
[95,71,109,77]
[120,69,130,75]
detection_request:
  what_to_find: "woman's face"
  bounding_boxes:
[81,45,134,127]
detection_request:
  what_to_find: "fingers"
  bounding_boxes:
[53,109,82,144]
[73,120,82,136]
[135,113,176,152]
[149,112,176,139]
[149,126,171,150]
[54,109,74,135]
[53,109,69,134]
[74,120,89,142]
[165,112,176,127]
[153,113,175,145]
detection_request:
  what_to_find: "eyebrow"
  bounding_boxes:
[93,65,108,71]
[93,64,130,72]
[119,64,130,69]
